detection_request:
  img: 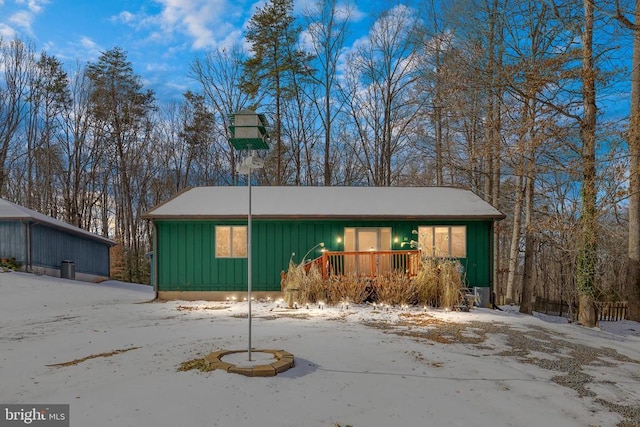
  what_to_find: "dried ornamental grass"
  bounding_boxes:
[327,274,370,305]
[438,260,464,309]
[282,261,305,308]
[373,272,417,306]
[300,264,325,304]
[415,258,440,306]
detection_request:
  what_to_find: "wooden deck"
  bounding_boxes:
[304,250,421,280]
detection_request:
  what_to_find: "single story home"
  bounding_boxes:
[143,186,505,302]
[0,198,115,281]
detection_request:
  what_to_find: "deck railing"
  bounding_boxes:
[304,250,421,280]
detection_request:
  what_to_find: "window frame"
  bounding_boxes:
[418,225,467,258]
[215,225,248,258]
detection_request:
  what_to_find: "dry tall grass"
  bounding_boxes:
[372,272,417,306]
[300,264,325,304]
[411,258,465,308]
[326,275,370,305]
[282,261,325,307]
[282,257,465,309]
[415,258,440,306]
[438,260,464,308]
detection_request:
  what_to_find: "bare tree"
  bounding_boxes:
[0,38,32,195]
[615,0,640,321]
[343,4,424,186]
[59,63,105,231]
[576,0,599,326]
[190,45,253,185]
[303,0,353,185]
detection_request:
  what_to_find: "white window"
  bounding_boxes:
[216,226,247,258]
[418,226,466,258]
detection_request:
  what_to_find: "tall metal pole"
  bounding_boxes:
[247,151,253,361]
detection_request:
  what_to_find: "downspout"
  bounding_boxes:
[152,220,158,300]
[23,220,33,273]
[490,219,501,310]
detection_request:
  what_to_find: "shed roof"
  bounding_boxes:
[0,198,115,245]
[143,186,505,220]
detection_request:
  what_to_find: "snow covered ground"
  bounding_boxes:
[1,271,639,427]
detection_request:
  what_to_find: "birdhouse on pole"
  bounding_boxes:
[228,109,270,151]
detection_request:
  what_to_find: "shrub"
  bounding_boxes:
[372,271,417,306]
[414,258,440,306]
[282,261,325,307]
[300,264,326,304]
[281,257,465,309]
[413,258,465,309]
[0,257,21,271]
[437,259,464,309]
[326,274,370,305]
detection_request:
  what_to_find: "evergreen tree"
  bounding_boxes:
[86,47,155,282]
[241,0,311,185]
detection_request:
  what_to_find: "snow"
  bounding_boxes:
[1,271,639,427]
[142,186,505,219]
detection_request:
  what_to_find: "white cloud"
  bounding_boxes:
[0,22,17,39]
[2,0,48,36]
[9,10,33,30]
[16,0,48,14]
[116,11,136,24]
[52,36,103,62]
[110,0,243,51]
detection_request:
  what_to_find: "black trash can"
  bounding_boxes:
[61,260,75,279]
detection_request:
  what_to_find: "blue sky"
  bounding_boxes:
[0,0,368,102]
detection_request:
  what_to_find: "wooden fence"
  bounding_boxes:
[595,301,628,322]
[533,298,628,321]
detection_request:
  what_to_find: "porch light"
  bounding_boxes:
[336,236,342,243]
[229,109,270,362]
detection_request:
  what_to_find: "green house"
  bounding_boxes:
[142,186,504,302]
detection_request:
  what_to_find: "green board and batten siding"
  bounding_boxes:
[155,219,493,292]
[144,186,504,298]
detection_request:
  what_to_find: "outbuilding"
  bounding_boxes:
[143,186,505,302]
[0,198,115,281]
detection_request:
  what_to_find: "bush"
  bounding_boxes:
[326,274,370,305]
[414,258,440,306]
[282,261,325,307]
[281,257,465,309]
[0,257,21,271]
[412,258,465,309]
[372,271,417,306]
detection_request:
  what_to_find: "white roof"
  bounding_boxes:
[0,198,115,245]
[143,186,504,220]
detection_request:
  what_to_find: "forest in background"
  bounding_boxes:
[1,0,639,325]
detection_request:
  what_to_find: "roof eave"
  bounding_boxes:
[145,214,505,221]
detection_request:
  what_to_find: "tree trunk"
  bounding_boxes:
[626,0,640,321]
[520,174,535,314]
[576,0,598,327]
[506,174,525,304]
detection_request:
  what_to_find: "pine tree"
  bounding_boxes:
[86,47,155,283]
[241,0,311,185]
